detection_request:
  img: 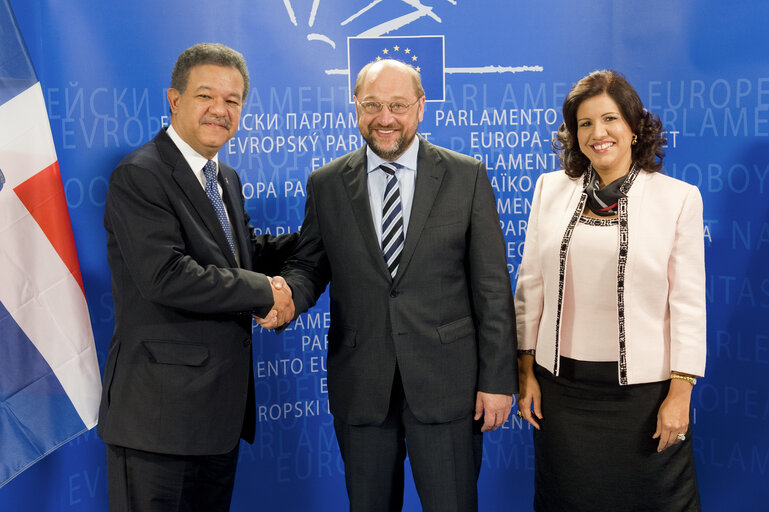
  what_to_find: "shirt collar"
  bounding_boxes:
[166,124,218,173]
[366,135,420,174]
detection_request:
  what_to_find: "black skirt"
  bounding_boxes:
[533,359,701,512]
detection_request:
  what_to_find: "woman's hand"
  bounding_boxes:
[653,378,693,452]
[515,354,543,430]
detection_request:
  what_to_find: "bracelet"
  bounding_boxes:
[517,349,535,357]
[670,372,697,386]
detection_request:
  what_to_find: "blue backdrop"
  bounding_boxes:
[2,1,768,510]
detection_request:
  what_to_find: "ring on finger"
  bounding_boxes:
[516,410,524,418]
[676,433,686,441]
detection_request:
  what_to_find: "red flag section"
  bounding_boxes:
[13,161,85,294]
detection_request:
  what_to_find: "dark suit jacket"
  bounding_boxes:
[283,137,517,425]
[98,128,295,455]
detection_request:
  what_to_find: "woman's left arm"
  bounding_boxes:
[655,185,707,452]
[666,185,707,377]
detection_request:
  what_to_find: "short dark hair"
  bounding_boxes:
[353,59,425,99]
[171,43,249,99]
[554,69,666,178]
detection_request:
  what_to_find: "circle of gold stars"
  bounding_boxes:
[376,45,420,72]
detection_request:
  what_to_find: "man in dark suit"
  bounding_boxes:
[98,43,294,511]
[277,59,517,511]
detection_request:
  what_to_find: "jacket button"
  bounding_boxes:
[390,290,398,298]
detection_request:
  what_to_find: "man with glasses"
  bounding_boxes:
[274,59,517,511]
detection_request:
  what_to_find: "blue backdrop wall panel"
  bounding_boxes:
[2,1,768,510]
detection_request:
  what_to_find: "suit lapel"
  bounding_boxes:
[394,138,446,285]
[341,147,392,277]
[220,165,250,269]
[156,130,239,267]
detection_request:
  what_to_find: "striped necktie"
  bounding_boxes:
[203,160,235,254]
[380,162,404,278]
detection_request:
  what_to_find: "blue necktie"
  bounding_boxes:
[203,160,235,254]
[380,162,404,278]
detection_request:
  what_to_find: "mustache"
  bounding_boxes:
[200,116,231,130]
[371,123,400,130]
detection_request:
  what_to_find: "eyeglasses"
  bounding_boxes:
[356,98,422,115]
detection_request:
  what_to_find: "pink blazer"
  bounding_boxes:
[515,169,706,384]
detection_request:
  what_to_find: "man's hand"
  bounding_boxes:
[254,276,294,330]
[474,392,513,432]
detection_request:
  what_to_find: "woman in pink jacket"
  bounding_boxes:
[515,69,705,511]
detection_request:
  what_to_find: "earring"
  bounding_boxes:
[631,134,638,145]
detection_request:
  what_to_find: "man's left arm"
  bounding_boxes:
[250,228,299,276]
[228,170,299,275]
[466,159,518,431]
[230,171,299,325]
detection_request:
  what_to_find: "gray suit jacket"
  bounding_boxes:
[283,137,517,425]
[98,128,295,455]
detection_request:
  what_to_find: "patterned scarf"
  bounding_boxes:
[584,163,636,217]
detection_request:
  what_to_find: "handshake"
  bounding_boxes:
[255,276,294,330]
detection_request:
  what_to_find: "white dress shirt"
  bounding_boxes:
[166,124,240,263]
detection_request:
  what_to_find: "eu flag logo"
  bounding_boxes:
[347,35,445,102]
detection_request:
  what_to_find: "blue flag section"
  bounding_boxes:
[348,35,445,101]
[2,0,769,510]
[0,303,86,485]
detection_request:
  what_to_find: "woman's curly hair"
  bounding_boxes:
[553,69,667,178]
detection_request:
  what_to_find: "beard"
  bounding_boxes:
[361,124,417,161]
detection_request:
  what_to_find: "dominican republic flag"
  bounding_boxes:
[347,35,445,102]
[0,0,101,488]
